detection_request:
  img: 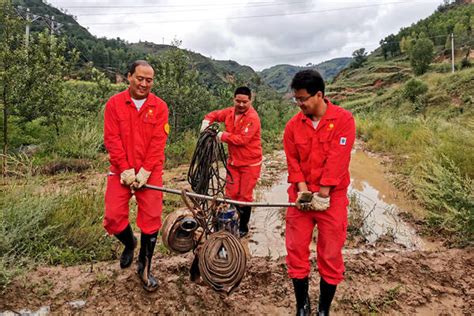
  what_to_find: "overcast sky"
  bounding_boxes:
[47,0,441,71]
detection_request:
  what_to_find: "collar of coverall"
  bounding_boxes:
[124,89,156,108]
[300,98,337,122]
[233,105,255,117]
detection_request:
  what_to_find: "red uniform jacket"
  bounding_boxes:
[205,106,262,167]
[104,89,169,174]
[283,100,355,196]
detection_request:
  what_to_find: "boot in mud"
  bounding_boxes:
[239,206,251,238]
[317,277,337,316]
[114,224,137,269]
[137,232,159,292]
[292,277,311,316]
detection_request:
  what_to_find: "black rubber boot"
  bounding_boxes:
[137,232,159,292]
[114,224,137,269]
[189,254,200,282]
[317,277,337,316]
[239,206,251,238]
[292,277,311,316]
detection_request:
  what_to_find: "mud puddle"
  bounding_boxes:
[247,174,288,259]
[248,149,427,258]
[348,149,426,250]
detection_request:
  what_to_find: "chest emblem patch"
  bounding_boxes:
[146,109,154,119]
[340,137,347,145]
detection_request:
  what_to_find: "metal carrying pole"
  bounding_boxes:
[144,184,295,207]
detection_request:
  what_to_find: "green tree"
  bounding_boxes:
[18,30,78,135]
[380,34,400,60]
[0,0,27,172]
[148,44,220,139]
[400,36,414,53]
[409,37,435,75]
[350,48,368,69]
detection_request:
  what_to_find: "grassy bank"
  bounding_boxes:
[341,68,473,246]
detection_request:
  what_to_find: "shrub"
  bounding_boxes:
[403,78,428,103]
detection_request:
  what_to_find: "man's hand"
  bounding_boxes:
[132,168,151,189]
[200,120,210,133]
[216,131,223,143]
[120,168,136,186]
[310,193,330,211]
[295,191,313,211]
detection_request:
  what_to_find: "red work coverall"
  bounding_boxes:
[205,106,262,202]
[103,89,169,235]
[283,100,355,285]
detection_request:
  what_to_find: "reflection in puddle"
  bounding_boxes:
[248,175,288,259]
[248,150,425,259]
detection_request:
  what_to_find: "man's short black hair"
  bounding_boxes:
[128,60,153,76]
[234,86,252,98]
[290,69,325,96]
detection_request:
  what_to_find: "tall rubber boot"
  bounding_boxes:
[137,232,159,292]
[114,224,137,269]
[239,206,251,238]
[317,277,337,316]
[292,277,311,316]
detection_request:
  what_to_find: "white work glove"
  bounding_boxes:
[200,120,210,133]
[295,191,313,211]
[216,131,223,143]
[120,168,136,186]
[311,193,331,211]
[132,167,151,189]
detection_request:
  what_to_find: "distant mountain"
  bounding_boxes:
[13,0,264,91]
[259,57,352,93]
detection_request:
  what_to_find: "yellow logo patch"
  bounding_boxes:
[164,123,170,135]
[328,123,334,130]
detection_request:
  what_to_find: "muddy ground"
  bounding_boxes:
[1,149,473,315]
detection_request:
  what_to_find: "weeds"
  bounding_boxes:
[347,193,366,242]
[0,179,115,292]
[410,156,473,246]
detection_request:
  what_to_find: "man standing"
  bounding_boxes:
[103,60,169,292]
[200,87,262,237]
[283,70,355,315]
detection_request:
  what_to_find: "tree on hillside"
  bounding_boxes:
[350,48,368,69]
[380,34,400,60]
[0,0,28,173]
[400,35,414,53]
[409,36,435,75]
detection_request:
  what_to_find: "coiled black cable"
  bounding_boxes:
[187,124,230,200]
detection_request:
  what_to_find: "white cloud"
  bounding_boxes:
[48,0,441,70]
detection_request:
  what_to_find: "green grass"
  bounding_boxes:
[0,178,116,292]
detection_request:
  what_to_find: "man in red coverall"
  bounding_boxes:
[200,86,262,237]
[283,70,355,315]
[103,60,169,292]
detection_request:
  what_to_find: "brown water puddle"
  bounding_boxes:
[248,149,427,259]
[348,150,426,250]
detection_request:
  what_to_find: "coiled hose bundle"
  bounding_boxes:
[197,230,247,294]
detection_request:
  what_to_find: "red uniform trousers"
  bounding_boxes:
[285,185,348,285]
[103,169,163,235]
[225,164,261,202]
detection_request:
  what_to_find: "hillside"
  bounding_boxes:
[259,57,352,93]
[12,0,263,91]
[328,2,473,246]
